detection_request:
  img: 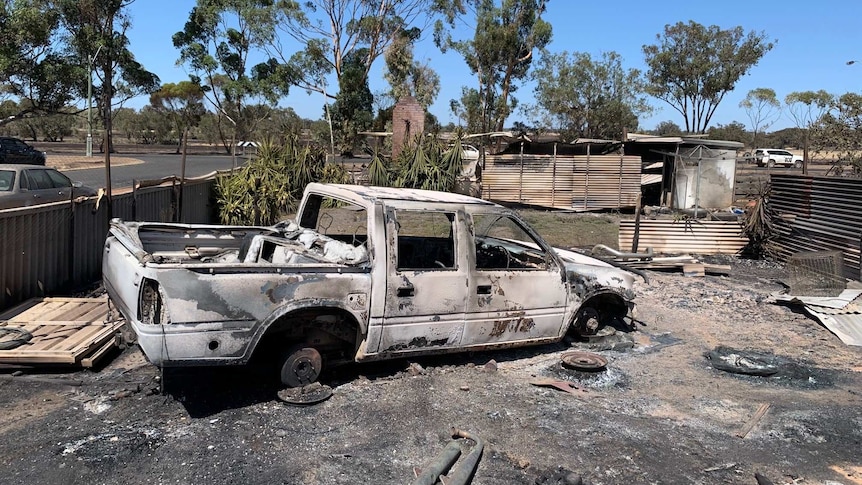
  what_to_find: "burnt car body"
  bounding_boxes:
[0,164,97,210]
[102,183,636,386]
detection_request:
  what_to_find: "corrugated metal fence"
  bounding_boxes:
[771,174,862,280]
[0,175,219,312]
[619,219,748,255]
[483,153,642,211]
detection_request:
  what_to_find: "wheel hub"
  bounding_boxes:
[561,351,608,371]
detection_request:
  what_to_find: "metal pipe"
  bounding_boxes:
[445,428,484,485]
[411,441,462,485]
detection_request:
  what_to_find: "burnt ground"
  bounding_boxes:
[0,258,860,485]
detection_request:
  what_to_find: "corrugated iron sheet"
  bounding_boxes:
[771,174,862,280]
[641,174,663,186]
[0,176,219,312]
[619,219,747,254]
[482,154,641,211]
[0,202,73,310]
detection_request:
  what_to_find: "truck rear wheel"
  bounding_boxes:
[279,344,323,388]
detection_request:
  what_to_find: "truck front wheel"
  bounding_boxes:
[279,344,323,387]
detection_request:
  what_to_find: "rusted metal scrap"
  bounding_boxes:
[560,351,608,372]
[529,378,589,396]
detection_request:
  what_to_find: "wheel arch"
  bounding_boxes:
[569,290,631,335]
[246,299,365,361]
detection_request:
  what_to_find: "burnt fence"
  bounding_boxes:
[770,174,862,280]
[0,174,220,312]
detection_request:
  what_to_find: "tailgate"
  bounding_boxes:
[102,233,145,322]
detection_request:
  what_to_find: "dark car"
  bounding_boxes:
[0,164,97,210]
[0,137,46,165]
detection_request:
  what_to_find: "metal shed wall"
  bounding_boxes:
[482,154,641,211]
[771,174,862,280]
[619,219,747,254]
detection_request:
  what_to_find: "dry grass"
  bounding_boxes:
[517,209,620,250]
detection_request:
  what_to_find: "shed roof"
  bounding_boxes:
[305,183,497,206]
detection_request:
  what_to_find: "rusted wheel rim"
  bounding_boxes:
[561,351,608,371]
[277,382,333,405]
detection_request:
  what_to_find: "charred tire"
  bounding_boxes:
[279,345,323,388]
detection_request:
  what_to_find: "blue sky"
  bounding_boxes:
[125,0,861,132]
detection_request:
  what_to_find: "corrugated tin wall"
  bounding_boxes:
[771,174,862,280]
[0,203,74,310]
[482,153,641,211]
[619,219,747,254]
[0,177,218,311]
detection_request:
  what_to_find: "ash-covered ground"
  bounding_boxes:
[0,258,860,485]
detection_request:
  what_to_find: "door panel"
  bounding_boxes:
[379,208,467,353]
[462,213,568,346]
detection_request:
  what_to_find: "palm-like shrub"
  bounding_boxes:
[216,137,348,225]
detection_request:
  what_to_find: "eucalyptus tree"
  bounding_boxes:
[270,0,437,99]
[531,50,649,141]
[642,21,773,133]
[0,0,80,126]
[740,88,780,148]
[653,120,682,136]
[149,81,206,153]
[785,89,833,171]
[173,0,281,153]
[812,92,862,176]
[383,27,440,109]
[57,0,160,153]
[436,0,552,133]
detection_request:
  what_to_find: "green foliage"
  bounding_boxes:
[642,21,773,133]
[740,88,779,148]
[652,120,683,136]
[216,137,343,225]
[367,148,390,187]
[785,90,833,130]
[436,0,552,132]
[383,28,440,110]
[707,121,748,144]
[761,128,805,150]
[531,50,650,141]
[0,1,78,126]
[785,90,834,164]
[271,0,437,103]
[390,135,462,192]
[173,0,280,151]
[329,49,374,156]
[812,92,862,176]
[150,81,206,151]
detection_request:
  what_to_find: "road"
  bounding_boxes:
[65,154,247,190]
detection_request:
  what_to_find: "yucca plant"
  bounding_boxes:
[741,182,778,259]
[216,136,351,225]
[367,147,390,187]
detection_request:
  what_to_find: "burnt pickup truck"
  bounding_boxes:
[103,183,636,387]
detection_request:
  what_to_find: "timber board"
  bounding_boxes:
[0,297,123,366]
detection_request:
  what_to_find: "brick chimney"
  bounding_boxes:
[391,96,424,160]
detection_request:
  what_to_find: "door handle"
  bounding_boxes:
[477,285,492,295]
[397,285,415,297]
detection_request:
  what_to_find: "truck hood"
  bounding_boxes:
[554,247,636,297]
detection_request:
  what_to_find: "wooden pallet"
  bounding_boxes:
[0,297,123,367]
